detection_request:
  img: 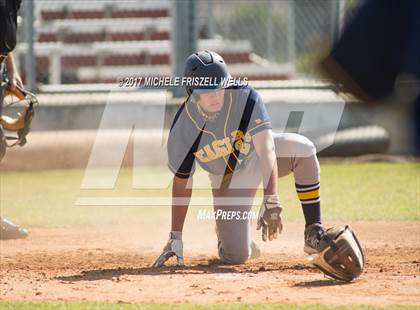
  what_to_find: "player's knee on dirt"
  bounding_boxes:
[214,204,253,265]
[218,241,250,264]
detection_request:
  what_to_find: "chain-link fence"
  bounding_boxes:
[13,0,360,88]
[197,0,360,76]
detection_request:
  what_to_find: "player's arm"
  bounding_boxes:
[5,53,23,90]
[1,52,27,131]
[252,129,278,196]
[152,175,192,268]
[171,175,193,231]
[252,128,283,241]
[171,176,193,232]
[153,106,195,267]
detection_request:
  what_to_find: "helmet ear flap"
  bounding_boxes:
[191,92,200,101]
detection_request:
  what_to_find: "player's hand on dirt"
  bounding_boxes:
[152,231,184,268]
[257,195,283,241]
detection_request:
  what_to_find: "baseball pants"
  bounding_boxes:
[209,133,320,264]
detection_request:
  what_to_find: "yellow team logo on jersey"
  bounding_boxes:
[194,130,252,163]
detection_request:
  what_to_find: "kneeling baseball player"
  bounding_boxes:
[153,51,364,281]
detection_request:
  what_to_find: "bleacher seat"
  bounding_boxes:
[24,0,291,84]
[111,8,168,19]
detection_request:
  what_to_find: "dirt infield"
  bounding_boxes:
[1,221,419,306]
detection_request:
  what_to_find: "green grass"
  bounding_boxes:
[0,163,419,227]
[0,302,418,310]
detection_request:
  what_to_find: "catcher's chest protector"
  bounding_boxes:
[309,225,365,282]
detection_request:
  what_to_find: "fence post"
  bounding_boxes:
[287,1,296,72]
[332,0,346,43]
[49,47,62,84]
[267,0,274,62]
[338,0,347,35]
[23,0,35,91]
[207,0,214,38]
[172,0,197,98]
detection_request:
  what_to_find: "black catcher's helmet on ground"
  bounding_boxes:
[309,225,365,282]
[183,50,231,95]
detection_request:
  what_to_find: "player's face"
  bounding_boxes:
[198,89,225,113]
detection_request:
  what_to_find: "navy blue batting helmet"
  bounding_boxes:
[183,50,231,95]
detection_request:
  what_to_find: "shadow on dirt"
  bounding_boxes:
[293,279,353,287]
[55,259,315,282]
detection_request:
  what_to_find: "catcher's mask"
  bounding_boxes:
[308,225,365,282]
[1,81,38,147]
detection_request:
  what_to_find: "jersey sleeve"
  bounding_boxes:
[167,105,197,179]
[247,90,272,136]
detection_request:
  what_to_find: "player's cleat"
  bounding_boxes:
[249,240,261,259]
[0,217,28,240]
[304,223,329,254]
